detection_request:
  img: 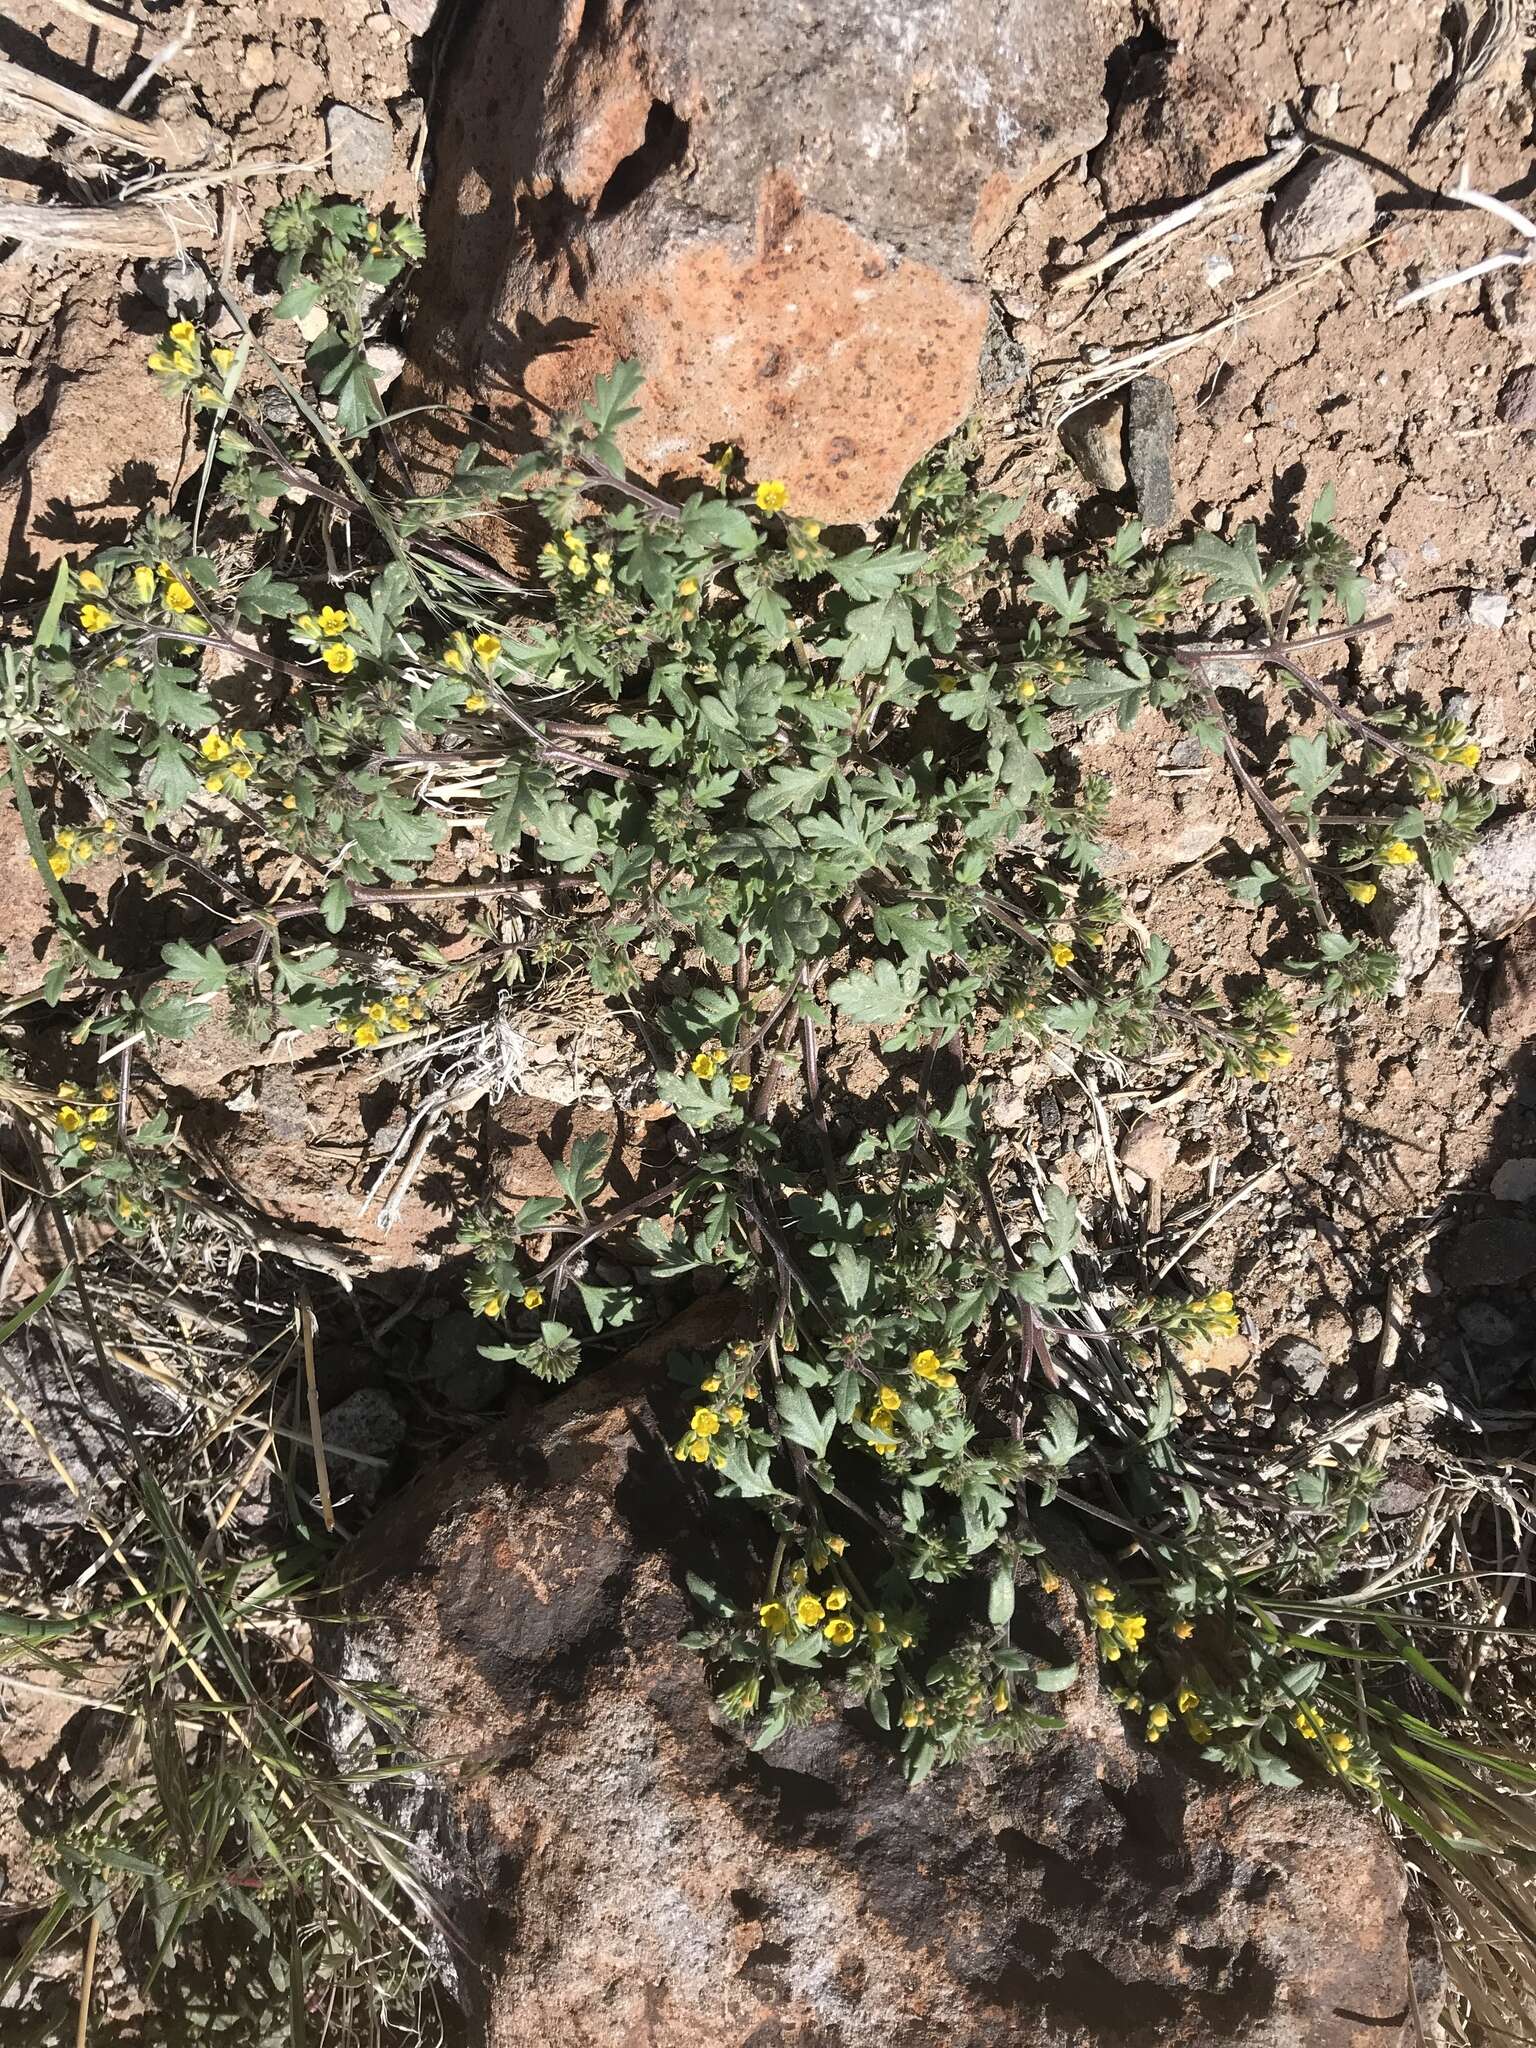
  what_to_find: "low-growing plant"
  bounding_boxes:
[0,190,1526,2036]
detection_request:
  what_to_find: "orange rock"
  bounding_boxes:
[407,0,1105,524]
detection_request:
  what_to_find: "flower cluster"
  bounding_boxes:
[1087,1582,1147,1663]
[199,727,263,796]
[332,985,427,1049]
[688,1045,750,1092]
[754,1539,891,1659]
[1291,1705,1380,1788]
[146,318,236,407]
[51,1080,117,1160]
[673,1363,759,1463]
[539,528,613,596]
[34,817,116,879]
[472,1279,543,1320]
[292,601,360,675]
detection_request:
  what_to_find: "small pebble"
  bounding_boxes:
[1458,1300,1517,1347]
[1467,590,1511,630]
[1491,1156,1536,1203]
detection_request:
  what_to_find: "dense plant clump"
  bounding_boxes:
[3,196,1531,2030]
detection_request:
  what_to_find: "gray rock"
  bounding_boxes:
[325,102,395,196]
[1119,1113,1177,1183]
[1168,735,1205,769]
[138,253,208,318]
[1266,154,1376,264]
[318,1388,408,1511]
[408,0,1108,525]
[1272,1336,1328,1396]
[1458,1300,1517,1347]
[1312,1307,1353,1363]
[1059,392,1126,492]
[1448,809,1536,935]
[384,0,439,31]
[1497,366,1536,427]
[1354,1304,1384,1345]
[978,304,1032,398]
[1445,1217,1536,1290]
[1126,375,1176,526]
[1468,590,1511,630]
[1491,1156,1536,1203]
[0,1333,186,1578]
[318,1373,1438,2045]
[1367,863,1442,988]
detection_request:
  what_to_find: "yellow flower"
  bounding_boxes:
[1452,741,1480,767]
[802,520,821,541]
[522,1286,545,1310]
[754,479,788,514]
[78,603,114,634]
[699,1377,721,1393]
[132,564,156,604]
[911,1348,943,1379]
[1186,1715,1213,1742]
[1050,941,1074,968]
[88,1105,110,1126]
[824,1618,855,1645]
[875,1386,901,1411]
[1147,1704,1170,1729]
[824,1588,848,1612]
[1089,1584,1114,1603]
[164,581,196,614]
[1327,1729,1353,1754]
[56,1105,85,1132]
[77,569,104,592]
[593,576,612,596]
[210,345,234,373]
[1177,1687,1201,1714]
[352,1021,380,1048]
[479,1293,504,1319]
[323,643,358,674]
[78,1137,97,1153]
[1172,1619,1195,1640]
[1208,1290,1234,1314]
[203,774,226,795]
[282,793,297,810]
[725,1403,745,1425]
[168,319,197,346]
[473,632,502,663]
[758,1601,790,1633]
[442,644,464,670]
[794,1594,825,1627]
[727,1071,751,1094]
[678,577,699,598]
[1039,1568,1061,1595]
[690,1407,722,1437]
[1380,840,1417,867]
[200,731,231,762]
[47,849,71,877]
[317,605,351,636]
[146,351,175,373]
[464,692,487,712]
[691,1050,719,1081]
[74,841,94,862]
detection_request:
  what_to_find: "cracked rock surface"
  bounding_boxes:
[320,1376,1438,2046]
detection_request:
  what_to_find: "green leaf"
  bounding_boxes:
[680,497,756,553]
[1167,525,1268,608]
[775,1385,835,1459]
[1032,1662,1079,1693]
[826,959,918,1024]
[554,1131,611,1212]
[1021,555,1089,626]
[988,1566,1016,1627]
[320,879,351,933]
[160,941,229,995]
[829,1243,871,1309]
